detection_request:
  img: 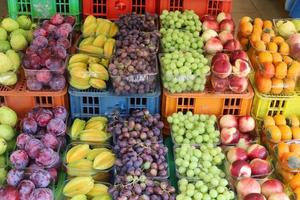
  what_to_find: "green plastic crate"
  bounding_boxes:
[7,0,82,27]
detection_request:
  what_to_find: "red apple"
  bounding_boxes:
[247,144,267,160]
[211,75,229,92]
[230,160,252,177]
[244,193,266,200]
[219,115,238,128]
[250,158,271,176]
[218,30,234,44]
[221,127,240,144]
[230,50,249,63]
[268,192,289,200]
[211,52,230,65]
[1,186,20,200]
[204,37,223,54]
[237,177,261,198]
[238,116,255,132]
[227,147,248,163]
[212,59,232,78]
[261,179,284,197]
[219,19,235,33]
[229,76,248,93]
[224,39,242,51]
[216,12,232,23]
[202,29,218,42]
[202,20,220,32]
[233,59,251,77]
[201,14,216,22]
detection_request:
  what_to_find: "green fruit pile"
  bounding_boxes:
[160,50,210,93]
[0,16,35,86]
[168,111,219,145]
[0,106,18,185]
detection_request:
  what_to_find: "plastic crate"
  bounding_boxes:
[82,0,156,20]
[290,0,300,18]
[7,0,81,27]
[0,77,69,118]
[158,0,232,16]
[69,85,161,119]
[161,84,254,133]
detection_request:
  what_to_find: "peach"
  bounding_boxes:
[227,147,248,163]
[233,59,251,77]
[230,160,252,177]
[247,144,268,160]
[244,193,266,200]
[237,177,261,198]
[221,127,240,144]
[268,192,289,200]
[212,58,232,78]
[220,115,238,128]
[261,179,284,197]
[250,158,271,176]
[218,30,234,44]
[238,116,255,133]
[229,76,248,93]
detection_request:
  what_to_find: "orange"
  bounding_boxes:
[281,152,300,171]
[290,144,300,155]
[254,17,263,28]
[254,40,266,51]
[262,62,275,78]
[278,125,293,140]
[272,52,283,64]
[274,114,287,126]
[239,16,252,26]
[255,72,272,93]
[267,42,278,52]
[266,125,282,143]
[286,115,300,127]
[250,33,261,44]
[283,78,296,94]
[240,22,253,37]
[261,32,271,43]
[258,51,273,63]
[253,26,263,35]
[271,78,284,94]
[263,20,273,29]
[287,61,300,80]
[289,170,300,189]
[279,42,290,55]
[264,116,275,127]
[272,36,285,45]
[239,37,250,50]
[275,62,287,79]
[283,55,294,65]
[276,142,290,159]
[292,127,300,139]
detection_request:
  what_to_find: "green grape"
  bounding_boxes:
[203,194,211,200]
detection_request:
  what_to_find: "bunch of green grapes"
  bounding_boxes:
[160,10,202,33]
[167,112,219,145]
[160,28,204,52]
[160,51,210,93]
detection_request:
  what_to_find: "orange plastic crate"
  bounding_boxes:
[161,84,254,134]
[83,0,157,20]
[0,78,69,118]
[158,0,232,16]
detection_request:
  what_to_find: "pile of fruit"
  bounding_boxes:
[168,111,220,145]
[211,50,251,93]
[109,13,159,95]
[23,14,76,91]
[116,13,158,32]
[274,18,300,38]
[79,16,117,58]
[69,116,111,143]
[68,53,109,90]
[65,143,116,177]
[201,12,241,54]
[0,16,34,86]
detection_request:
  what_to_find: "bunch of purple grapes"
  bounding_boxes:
[116,13,158,32]
[115,142,168,177]
[116,29,160,54]
[109,175,176,200]
[108,109,164,145]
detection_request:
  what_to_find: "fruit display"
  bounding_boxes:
[107,109,164,145]
[160,50,210,93]
[0,16,35,86]
[201,12,241,54]
[176,178,235,200]
[65,143,115,177]
[274,141,300,172]
[211,51,251,93]
[109,175,176,199]
[79,16,117,58]
[274,18,300,38]
[167,112,220,145]
[254,51,300,95]
[23,14,76,91]
[114,143,168,178]
[63,176,112,199]
[68,53,109,90]
[174,144,225,179]
[219,115,257,146]
[69,116,111,143]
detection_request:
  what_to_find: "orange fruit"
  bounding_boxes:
[286,115,300,127]
[261,62,275,78]
[276,142,290,159]
[239,37,250,50]
[292,127,300,139]
[258,51,273,63]
[283,78,296,93]
[250,33,261,44]
[239,16,252,26]
[253,26,263,35]
[254,40,266,51]
[272,36,285,45]
[275,62,288,79]
[255,72,272,93]
[287,61,300,80]
[254,17,263,28]
[271,78,284,94]
[279,42,290,55]
[261,32,271,43]
[278,125,293,140]
[266,125,282,143]
[240,22,253,37]
[290,144,300,155]
[274,114,287,126]
[264,116,275,127]
[290,174,300,189]
[267,42,278,52]
[272,52,283,64]
[283,55,293,65]
[263,20,273,29]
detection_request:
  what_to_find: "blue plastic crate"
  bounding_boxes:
[290,0,300,18]
[69,86,161,119]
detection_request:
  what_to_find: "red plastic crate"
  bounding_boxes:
[158,0,232,16]
[83,0,157,20]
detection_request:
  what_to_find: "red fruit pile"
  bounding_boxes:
[23,14,75,91]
